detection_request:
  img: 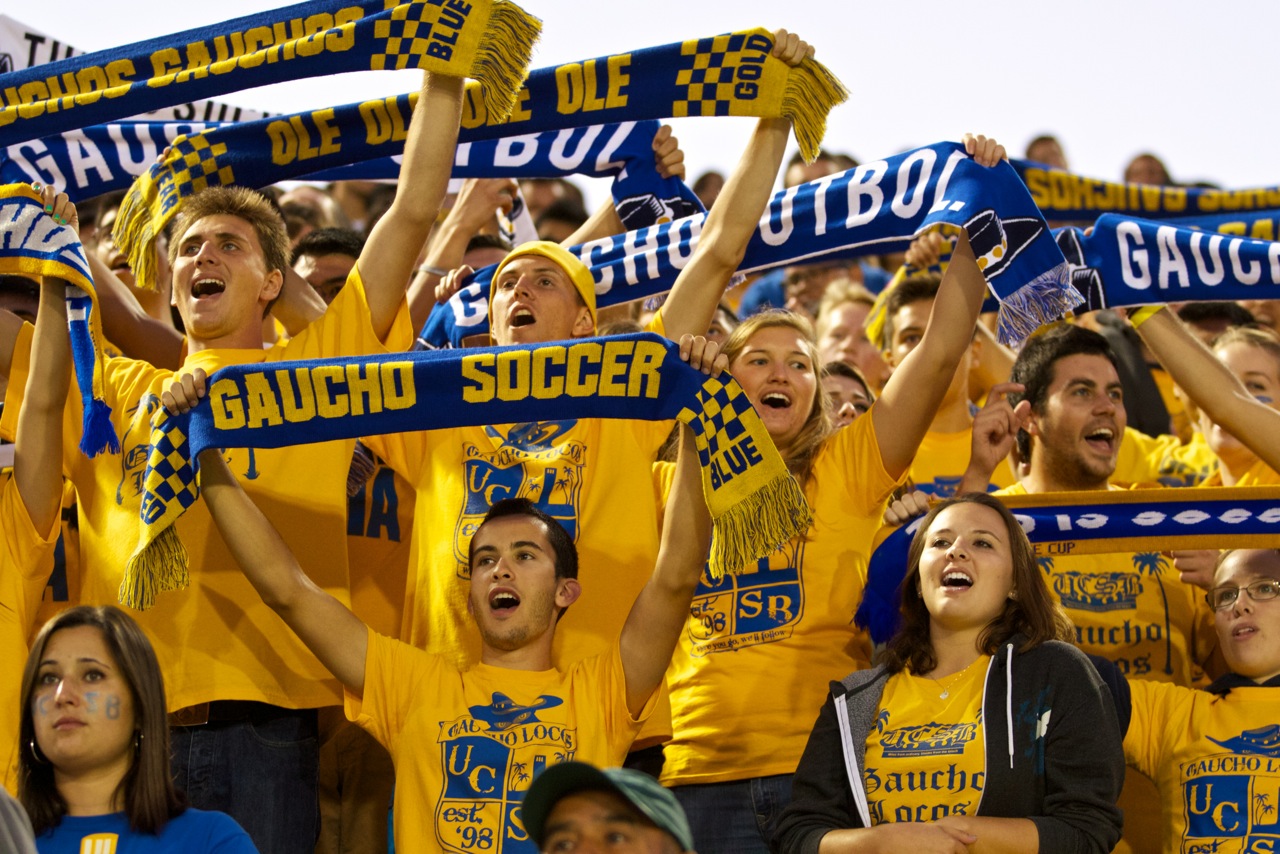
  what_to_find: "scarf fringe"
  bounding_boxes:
[120,525,190,611]
[79,398,121,458]
[469,0,542,123]
[113,179,160,291]
[995,261,1081,347]
[707,471,813,580]
[781,56,849,164]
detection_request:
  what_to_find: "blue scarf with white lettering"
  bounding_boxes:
[426,141,1077,348]
[1013,160,1280,223]
[102,117,699,288]
[855,486,1280,645]
[122,333,812,609]
[1056,214,1280,311]
[0,0,540,147]
[0,184,118,456]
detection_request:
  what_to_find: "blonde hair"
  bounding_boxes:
[1212,325,1280,374]
[722,310,834,487]
[814,278,876,341]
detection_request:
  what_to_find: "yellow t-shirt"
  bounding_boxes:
[0,268,413,712]
[1198,456,1280,488]
[363,417,670,668]
[659,408,904,785]
[0,326,81,635]
[348,630,652,854]
[865,659,989,825]
[1114,428,1218,488]
[997,483,1216,684]
[1126,679,1280,854]
[0,471,60,794]
[908,428,1016,496]
[346,453,416,640]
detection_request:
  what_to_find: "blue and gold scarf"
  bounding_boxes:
[122,333,811,609]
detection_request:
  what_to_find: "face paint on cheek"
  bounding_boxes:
[35,695,52,717]
[85,692,98,713]
[105,695,122,720]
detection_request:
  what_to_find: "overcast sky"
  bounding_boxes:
[12,0,1279,208]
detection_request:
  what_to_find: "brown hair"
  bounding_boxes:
[168,186,291,315]
[882,493,1073,675]
[722,310,834,488]
[19,606,185,834]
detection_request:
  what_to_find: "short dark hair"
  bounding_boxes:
[1009,325,1120,463]
[821,360,873,401]
[882,493,1073,675]
[535,197,588,232]
[469,498,578,581]
[881,275,941,350]
[20,606,185,834]
[1176,301,1256,329]
[466,233,512,255]
[291,227,364,266]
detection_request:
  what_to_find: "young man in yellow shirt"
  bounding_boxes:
[176,357,715,854]
[0,69,468,852]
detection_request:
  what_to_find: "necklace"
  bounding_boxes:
[930,658,981,700]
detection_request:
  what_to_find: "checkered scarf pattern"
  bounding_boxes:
[0,0,541,148]
[122,333,812,610]
[0,184,119,457]
[110,114,700,291]
[856,486,1280,645]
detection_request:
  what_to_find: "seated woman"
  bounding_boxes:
[18,606,256,853]
[1125,548,1280,853]
[773,493,1124,854]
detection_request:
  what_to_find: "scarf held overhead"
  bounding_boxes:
[855,486,1280,645]
[1056,213,1280,312]
[426,141,1077,348]
[121,333,812,610]
[0,184,118,456]
[108,118,700,286]
[1013,160,1280,223]
[0,0,541,148]
[108,27,843,287]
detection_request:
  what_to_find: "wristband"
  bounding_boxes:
[1128,305,1165,329]
[416,265,449,277]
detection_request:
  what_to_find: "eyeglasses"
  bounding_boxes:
[1206,579,1280,611]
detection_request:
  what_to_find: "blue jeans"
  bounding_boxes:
[171,706,320,854]
[670,775,793,854]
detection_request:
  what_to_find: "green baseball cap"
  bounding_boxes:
[521,762,694,852]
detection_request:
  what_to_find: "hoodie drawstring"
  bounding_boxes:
[1005,642,1014,769]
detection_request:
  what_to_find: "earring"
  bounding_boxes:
[28,738,48,766]
[134,731,143,751]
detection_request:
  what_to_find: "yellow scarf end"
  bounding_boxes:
[706,471,813,580]
[782,56,849,164]
[120,526,190,611]
[467,0,542,123]
[113,177,161,293]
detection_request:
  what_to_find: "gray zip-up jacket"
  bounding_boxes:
[772,640,1124,854]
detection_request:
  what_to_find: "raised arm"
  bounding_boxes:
[618,337,718,716]
[1132,305,1280,473]
[273,266,328,337]
[13,187,73,535]
[406,177,518,329]
[85,250,183,370]
[168,371,369,693]
[358,71,466,339]
[659,31,812,340]
[870,135,1005,480]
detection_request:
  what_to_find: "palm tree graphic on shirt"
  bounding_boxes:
[1131,552,1173,676]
